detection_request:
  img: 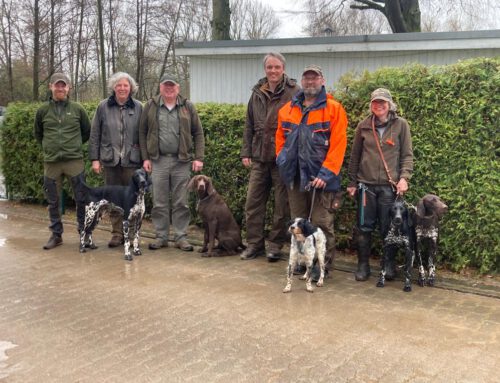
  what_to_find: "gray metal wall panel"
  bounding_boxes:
[188,48,500,104]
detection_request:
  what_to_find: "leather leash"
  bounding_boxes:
[371,116,398,192]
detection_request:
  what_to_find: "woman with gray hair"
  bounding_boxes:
[89,72,143,247]
[346,88,414,282]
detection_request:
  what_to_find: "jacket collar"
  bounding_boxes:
[291,86,327,110]
[107,94,136,108]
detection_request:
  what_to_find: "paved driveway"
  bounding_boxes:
[0,201,499,382]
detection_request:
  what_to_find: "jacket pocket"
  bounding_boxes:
[129,145,141,164]
[100,144,114,163]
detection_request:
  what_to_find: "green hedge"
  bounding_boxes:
[1,57,498,273]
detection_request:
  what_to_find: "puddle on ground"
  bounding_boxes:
[0,340,18,379]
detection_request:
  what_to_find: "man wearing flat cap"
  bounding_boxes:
[139,74,205,251]
[347,88,414,282]
[276,65,348,280]
[34,72,91,250]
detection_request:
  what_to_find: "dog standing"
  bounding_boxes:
[283,218,327,293]
[415,194,448,287]
[79,168,151,261]
[188,175,245,257]
[377,197,415,292]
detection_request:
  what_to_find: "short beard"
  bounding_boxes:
[303,86,321,98]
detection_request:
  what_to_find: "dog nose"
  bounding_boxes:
[394,217,402,225]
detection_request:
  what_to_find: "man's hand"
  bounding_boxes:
[311,177,326,189]
[242,157,252,168]
[143,160,152,173]
[192,160,203,172]
[91,160,101,174]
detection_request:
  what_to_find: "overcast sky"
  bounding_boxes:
[270,0,308,38]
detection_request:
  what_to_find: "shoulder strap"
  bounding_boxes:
[371,116,397,191]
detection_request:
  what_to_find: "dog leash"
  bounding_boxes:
[304,180,317,222]
[371,116,398,192]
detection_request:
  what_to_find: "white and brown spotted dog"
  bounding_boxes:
[283,218,327,293]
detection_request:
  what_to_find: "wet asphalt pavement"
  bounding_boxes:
[0,200,499,383]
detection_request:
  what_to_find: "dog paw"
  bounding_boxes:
[124,254,133,261]
[133,249,142,256]
[376,280,385,287]
[306,286,314,293]
[418,277,425,287]
[283,286,292,293]
[79,247,87,253]
[403,285,412,292]
[316,280,324,287]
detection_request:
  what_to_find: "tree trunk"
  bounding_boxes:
[385,0,421,33]
[108,0,116,74]
[32,0,40,101]
[96,0,107,98]
[351,0,421,33]
[49,0,55,75]
[212,0,230,40]
[74,0,85,101]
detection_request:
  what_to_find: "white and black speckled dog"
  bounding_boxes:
[283,218,327,293]
[377,197,415,292]
[414,194,448,287]
[79,168,151,261]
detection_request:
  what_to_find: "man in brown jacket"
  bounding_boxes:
[240,52,300,261]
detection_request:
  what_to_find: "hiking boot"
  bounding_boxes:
[293,265,307,275]
[175,239,193,252]
[43,234,62,250]
[312,266,329,282]
[266,251,282,263]
[240,247,264,260]
[148,239,169,250]
[108,235,124,248]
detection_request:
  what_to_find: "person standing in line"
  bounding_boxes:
[239,52,300,262]
[89,72,143,248]
[139,75,205,251]
[34,72,91,250]
[347,88,413,281]
[276,65,348,279]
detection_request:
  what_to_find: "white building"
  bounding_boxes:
[176,30,500,104]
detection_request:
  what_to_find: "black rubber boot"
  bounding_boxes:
[43,176,63,236]
[70,172,87,233]
[354,232,371,281]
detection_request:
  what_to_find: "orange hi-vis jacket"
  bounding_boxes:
[276,87,348,192]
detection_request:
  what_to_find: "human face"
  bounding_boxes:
[264,57,284,87]
[301,72,324,99]
[114,78,131,104]
[160,81,180,103]
[49,81,70,101]
[371,99,390,120]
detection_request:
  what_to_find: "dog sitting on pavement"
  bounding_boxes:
[79,168,151,261]
[414,194,448,287]
[188,175,245,257]
[283,218,327,293]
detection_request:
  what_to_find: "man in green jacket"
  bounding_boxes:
[139,75,205,251]
[34,72,91,250]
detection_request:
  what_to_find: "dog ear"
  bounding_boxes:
[416,198,426,218]
[205,176,216,195]
[302,220,316,237]
[187,176,197,191]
